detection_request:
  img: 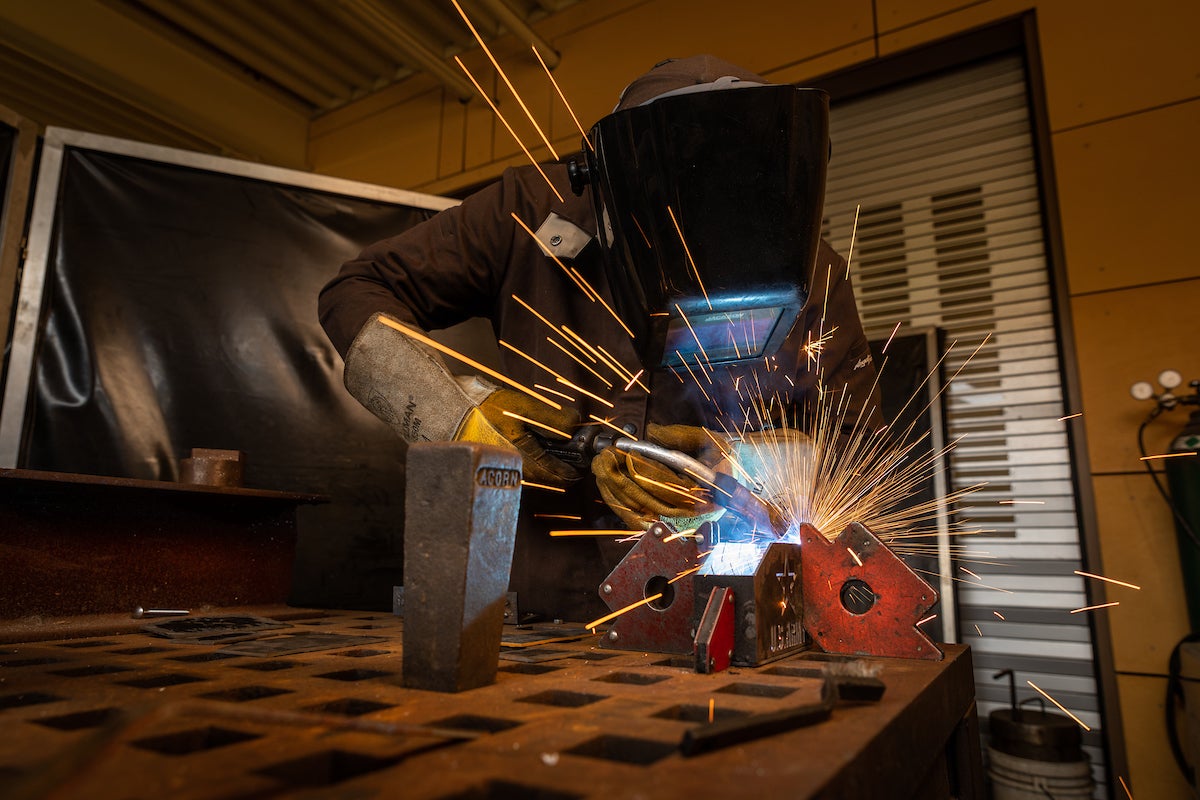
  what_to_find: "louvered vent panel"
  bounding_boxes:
[822,55,1106,791]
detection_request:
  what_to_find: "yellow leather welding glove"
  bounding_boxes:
[592,442,719,530]
[457,388,582,488]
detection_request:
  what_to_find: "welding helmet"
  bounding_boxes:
[568,56,829,371]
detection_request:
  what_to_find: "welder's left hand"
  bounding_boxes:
[457,388,583,488]
[592,446,718,529]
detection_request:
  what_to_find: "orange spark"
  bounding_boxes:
[535,383,576,403]
[586,593,664,631]
[377,317,561,409]
[521,480,566,492]
[881,320,902,354]
[547,337,613,387]
[993,611,1005,620]
[667,206,711,310]
[1074,570,1142,591]
[670,565,703,584]
[1140,452,1197,461]
[500,339,567,382]
[917,614,937,626]
[1059,412,1083,421]
[450,0,558,159]
[847,548,863,567]
[1027,680,1091,731]
[587,414,633,438]
[455,58,562,202]
[624,369,646,392]
[532,45,591,151]
[708,698,715,723]
[501,410,571,439]
[674,304,712,366]
[1118,776,1133,799]
[535,513,582,521]
[551,530,642,537]
[1070,601,1120,614]
[565,381,614,408]
[511,213,592,295]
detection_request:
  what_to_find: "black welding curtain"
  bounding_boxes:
[23,147,438,608]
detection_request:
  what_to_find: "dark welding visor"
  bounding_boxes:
[570,84,829,370]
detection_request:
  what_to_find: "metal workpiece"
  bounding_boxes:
[596,522,707,655]
[402,442,523,693]
[799,522,943,661]
[179,448,245,487]
[695,541,807,667]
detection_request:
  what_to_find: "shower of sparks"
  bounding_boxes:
[1059,412,1083,421]
[501,410,571,439]
[586,593,664,632]
[455,57,562,203]
[1070,601,1120,614]
[802,327,838,364]
[1074,570,1142,591]
[376,316,562,409]
[533,45,591,151]
[1027,680,1091,731]
[1140,451,1198,461]
[450,0,558,160]
[522,480,566,492]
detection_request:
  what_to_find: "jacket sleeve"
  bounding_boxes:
[317,171,525,359]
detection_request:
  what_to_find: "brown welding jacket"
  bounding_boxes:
[318,162,881,621]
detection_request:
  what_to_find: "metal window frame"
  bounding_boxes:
[0,126,458,468]
[812,11,1124,789]
[0,105,39,398]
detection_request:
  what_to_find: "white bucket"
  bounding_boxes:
[988,746,1094,800]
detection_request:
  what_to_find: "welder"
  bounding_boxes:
[318,55,881,622]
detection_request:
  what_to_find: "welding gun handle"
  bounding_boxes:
[537,424,620,469]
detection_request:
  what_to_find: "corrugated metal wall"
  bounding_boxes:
[823,54,1106,790]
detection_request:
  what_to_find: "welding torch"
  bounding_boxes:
[539,425,786,536]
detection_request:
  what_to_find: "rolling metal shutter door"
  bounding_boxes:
[822,54,1106,789]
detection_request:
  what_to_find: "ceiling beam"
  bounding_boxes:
[473,0,559,69]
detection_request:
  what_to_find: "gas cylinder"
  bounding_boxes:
[988,670,1093,798]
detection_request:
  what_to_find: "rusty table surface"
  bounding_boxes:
[0,607,978,799]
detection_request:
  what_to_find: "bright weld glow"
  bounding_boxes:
[455,58,562,202]
[1070,601,1120,614]
[588,414,634,438]
[550,530,640,537]
[670,565,703,584]
[1027,680,1091,731]
[960,567,981,580]
[993,611,1005,620]
[847,548,863,567]
[586,593,664,631]
[1141,451,1198,461]
[624,369,645,392]
[511,213,592,295]
[666,206,711,310]
[501,410,571,439]
[917,614,937,626]
[881,320,902,354]
[535,513,582,520]
[534,383,576,402]
[1059,412,1083,421]
[450,0,558,160]
[1074,570,1142,591]
[377,317,561,409]
[521,480,566,492]
[533,45,591,151]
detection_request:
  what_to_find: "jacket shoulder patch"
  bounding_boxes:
[534,212,592,259]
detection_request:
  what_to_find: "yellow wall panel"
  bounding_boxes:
[307,88,444,188]
[1036,0,1200,132]
[1116,674,1194,798]
[1070,278,1200,473]
[1093,474,1191,675]
[1055,99,1200,296]
[877,0,1032,56]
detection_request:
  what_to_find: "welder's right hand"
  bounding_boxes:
[457,389,583,488]
[592,446,718,530]
[644,423,732,466]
